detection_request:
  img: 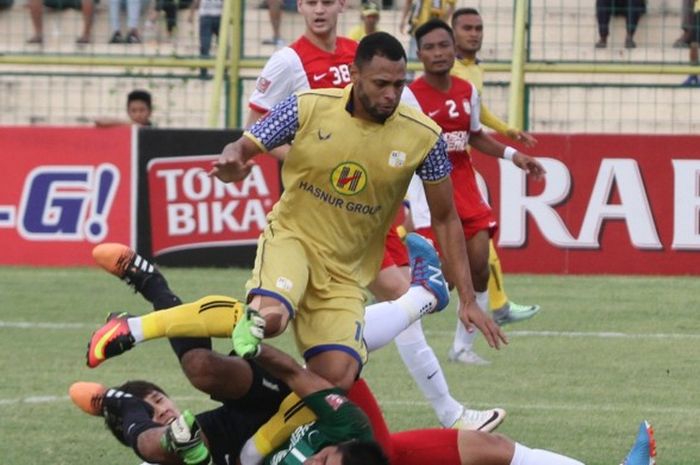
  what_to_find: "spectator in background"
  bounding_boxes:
[150,0,191,40]
[189,0,222,78]
[108,0,146,43]
[95,89,153,127]
[262,0,284,47]
[595,0,646,49]
[347,1,381,41]
[400,0,455,60]
[682,0,700,85]
[27,0,95,44]
[674,0,694,47]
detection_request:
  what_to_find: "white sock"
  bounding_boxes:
[364,283,434,352]
[395,320,463,426]
[511,442,585,465]
[127,317,144,343]
[451,291,487,353]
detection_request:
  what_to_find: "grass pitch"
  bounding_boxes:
[1,266,699,464]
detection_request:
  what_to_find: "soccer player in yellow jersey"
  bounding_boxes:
[347,1,381,42]
[210,33,505,385]
[447,8,542,361]
[400,0,455,60]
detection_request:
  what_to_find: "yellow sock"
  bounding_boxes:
[488,241,509,312]
[140,295,245,340]
[252,392,317,455]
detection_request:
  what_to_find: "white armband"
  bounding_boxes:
[503,146,517,161]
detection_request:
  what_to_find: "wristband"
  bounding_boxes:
[503,146,517,161]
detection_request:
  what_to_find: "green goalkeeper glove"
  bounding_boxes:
[232,307,265,358]
[160,410,210,465]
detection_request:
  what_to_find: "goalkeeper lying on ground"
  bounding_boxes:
[75,243,654,465]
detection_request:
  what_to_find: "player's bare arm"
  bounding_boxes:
[504,127,538,147]
[233,308,334,397]
[469,130,546,180]
[256,344,334,398]
[423,177,508,349]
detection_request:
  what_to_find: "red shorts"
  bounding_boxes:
[415,214,497,255]
[389,429,461,465]
[380,223,409,270]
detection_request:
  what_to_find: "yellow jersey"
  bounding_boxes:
[451,57,511,135]
[244,85,448,286]
[409,0,455,30]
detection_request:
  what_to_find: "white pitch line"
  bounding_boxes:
[425,329,700,339]
[2,320,700,340]
[2,393,698,416]
[0,321,90,329]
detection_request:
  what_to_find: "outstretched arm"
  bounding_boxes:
[469,131,546,180]
[423,178,507,350]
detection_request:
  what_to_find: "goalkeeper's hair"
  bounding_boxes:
[338,440,389,465]
[103,380,163,447]
[117,379,168,399]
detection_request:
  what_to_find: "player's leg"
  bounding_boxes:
[86,294,246,366]
[369,233,503,430]
[488,241,541,326]
[391,429,585,465]
[448,228,491,365]
[474,170,540,326]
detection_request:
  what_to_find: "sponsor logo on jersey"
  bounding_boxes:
[443,130,468,152]
[276,276,293,291]
[428,109,440,117]
[330,162,367,196]
[313,72,327,81]
[388,151,406,167]
[256,77,272,94]
[324,393,347,411]
[317,129,332,141]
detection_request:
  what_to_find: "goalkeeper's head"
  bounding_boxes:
[103,380,181,445]
[307,440,389,465]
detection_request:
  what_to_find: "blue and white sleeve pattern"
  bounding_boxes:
[416,135,452,182]
[247,94,300,150]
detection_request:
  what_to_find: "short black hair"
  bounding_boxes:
[117,380,167,399]
[414,19,454,49]
[354,32,406,69]
[127,89,152,109]
[339,440,389,465]
[451,7,480,27]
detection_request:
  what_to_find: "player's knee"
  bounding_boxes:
[458,431,514,465]
[307,352,360,391]
[179,349,220,394]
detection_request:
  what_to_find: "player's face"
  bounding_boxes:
[362,14,379,31]
[417,27,455,75]
[352,55,406,123]
[453,13,483,54]
[298,0,344,37]
[144,391,181,426]
[303,445,343,465]
[127,100,152,126]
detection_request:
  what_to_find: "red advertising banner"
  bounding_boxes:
[147,154,280,257]
[0,127,134,266]
[475,134,700,275]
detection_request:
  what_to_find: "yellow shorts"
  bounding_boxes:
[246,226,368,365]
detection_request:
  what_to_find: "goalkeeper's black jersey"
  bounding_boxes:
[196,359,291,465]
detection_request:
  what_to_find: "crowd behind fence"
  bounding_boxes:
[0,0,698,132]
